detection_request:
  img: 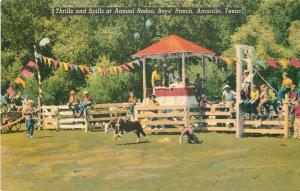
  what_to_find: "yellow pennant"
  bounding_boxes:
[14,77,26,88]
[109,67,114,74]
[223,56,233,65]
[79,65,85,73]
[58,61,64,68]
[113,66,118,73]
[47,58,53,66]
[96,67,102,73]
[127,62,135,69]
[279,59,288,69]
[63,63,69,71]
[117,66,123,73]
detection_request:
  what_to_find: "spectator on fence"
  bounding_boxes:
[67,90,80,116]
[179,126,201,144]
[248,85,260,119]
[278,72,293,103]
[265,86,279,118]
[222,85,236,118]
[168,66,180,85]
[22,100,35,138]
[170,77,184,88]
[242,70,252,99]
[151,65,162,88]
[289,85,298,103]
[292,100,300,140]
[78,90,93,116]
[128,91,137,116]
[257,84,269,119]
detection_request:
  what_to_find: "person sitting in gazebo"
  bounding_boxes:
[151,65,162,88]
[170,77,184,88]
[168,66,179,85]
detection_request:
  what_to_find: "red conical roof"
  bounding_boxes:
[132,35,215,58]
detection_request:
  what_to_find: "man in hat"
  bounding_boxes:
[67,90,80,116]
[78,90,93,116]
[278,72,293,102]
[222,85,236,117]
[151,65,162,88]
[168,66,179,85]
[22,99,35,138]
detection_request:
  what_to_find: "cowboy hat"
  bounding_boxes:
[244,70,249,74]
[83,90,89,95]
[70,90,76,94]
[223,85,230,90]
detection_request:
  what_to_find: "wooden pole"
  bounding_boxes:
[235,45,244,138]
[283,94,289,138]
[34,46,43,130]
[84,109,89,132]
[142,57,147,102]
[182,53,186,87]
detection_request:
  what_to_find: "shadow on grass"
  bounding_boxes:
[115,141,150,146]
[35,136,54,139]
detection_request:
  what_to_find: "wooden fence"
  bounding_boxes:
[41,100,290,138]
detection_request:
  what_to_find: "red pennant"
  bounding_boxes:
[290,58,300,68]
[267,59,278,69]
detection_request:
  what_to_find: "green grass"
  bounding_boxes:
[1,130,300,191]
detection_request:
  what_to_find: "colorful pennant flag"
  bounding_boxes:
[27,61,38,68]
[279,59,289,69]
[267,59,278,69]
[7,86,15,97]
[127,62,135,69]
[133,59,140,67]
[14,77,26,88]
[42,56,47,65]
[53,60,58,68]
[222,56,233,65]
[20,69,34,77]
[290,58,300,68]
[256,60,267,69]
[47,58,53,66]
[63,63,69,71]
[121,64,129,71]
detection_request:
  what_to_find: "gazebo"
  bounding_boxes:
[132,34,215,105]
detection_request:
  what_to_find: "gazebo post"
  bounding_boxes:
[142,57,147,101]
[181,53,186,87]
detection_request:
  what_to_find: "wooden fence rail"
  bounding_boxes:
[41,99,290,138]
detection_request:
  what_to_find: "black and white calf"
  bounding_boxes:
[105,117,149,143]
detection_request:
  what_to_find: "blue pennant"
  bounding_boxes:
[133,59,141,67]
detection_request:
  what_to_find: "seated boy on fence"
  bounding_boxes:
[128,91,137,116]
[221,85,236,118]
[78,90,93,116]
[67,90,80,116]
[179,126,201,144]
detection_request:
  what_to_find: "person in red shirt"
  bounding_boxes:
[292,100,300,140]
[179,126,202,144]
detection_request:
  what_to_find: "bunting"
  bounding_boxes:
[279,59,288,69]
[20,69,34,77]
[290,58,300,68]
[267,59,278,69]
[14,77,26,88]
[7,86,15,97]
[27,61,38,68]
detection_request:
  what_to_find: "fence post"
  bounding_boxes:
[84,108,89,132]
[55,106,59,131]
[283,94,289,138]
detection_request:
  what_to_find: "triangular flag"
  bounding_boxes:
[290,58,300,68]
[26,61,38,68]
[113,67,118,73]
[52,60,58,68]
[102,68,109,75]
[96,67,102,73]
[14,77,26,88]
[205,55,213,62]
[73,64,78,71]
[42,56,47,65]
[127,62,135,69]
[109,67,114,74]
[69,63,74,70]
[117,66,123,72]
[21,69,34,77]
[7,85,15,97]
[84,66,90,73]
[214,56,220,63]
[63,63,69,71]
[279,59,289,69]
[267,59,278,69]
[36,53,43,63]
[47,58,53,66]
[90,66,96,75]
[121,64,129,71]
[133,59,140,67]
[223,56,233,65]
[58,61,64,68]
[256,60,267,69]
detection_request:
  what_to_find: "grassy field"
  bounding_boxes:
[1,129,300,191]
